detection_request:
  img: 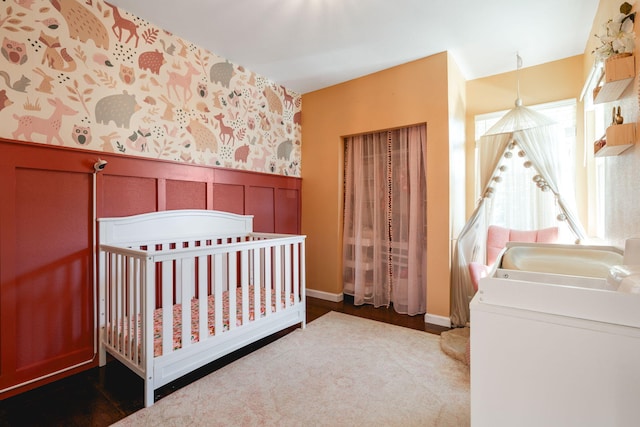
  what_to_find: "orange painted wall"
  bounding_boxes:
[465,55,588,224]
[301,52,455,318]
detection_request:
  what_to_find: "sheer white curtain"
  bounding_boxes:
[517,126,586,241]
[343,125,426,315]
[450,133,511,326]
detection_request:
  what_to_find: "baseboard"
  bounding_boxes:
[306,290,450,326]
[306,289,344,302]
[424,313,451,328]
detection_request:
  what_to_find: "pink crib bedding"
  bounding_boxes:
[153,287,293,356]
[108,287,295,358]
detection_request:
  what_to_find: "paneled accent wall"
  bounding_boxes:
[0,138,301,398]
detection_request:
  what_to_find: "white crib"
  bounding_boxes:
[97,209,306,407]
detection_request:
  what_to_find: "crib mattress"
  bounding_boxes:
[109,287,294,358]
[153,286,294,356]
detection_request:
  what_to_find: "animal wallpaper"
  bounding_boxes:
[0,0,302,176]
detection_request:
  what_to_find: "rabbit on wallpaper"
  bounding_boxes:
[34,68,54,94]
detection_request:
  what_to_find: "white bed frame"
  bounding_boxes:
[97,209,306,407]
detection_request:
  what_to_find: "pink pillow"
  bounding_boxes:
[468,261,489,292]
[536,227,558,243]
[509,229,538,242]
[486,225,510,266]
[486,225,559,266]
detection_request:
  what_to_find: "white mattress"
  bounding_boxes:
[501,244,624,278]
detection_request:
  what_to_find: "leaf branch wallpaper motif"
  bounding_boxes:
[0,0,302,177]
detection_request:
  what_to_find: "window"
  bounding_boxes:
[474,99,577,240]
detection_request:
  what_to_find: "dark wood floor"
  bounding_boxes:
[0,296,448,427]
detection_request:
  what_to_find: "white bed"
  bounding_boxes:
[470,242,640,427]
[98,209,306,407]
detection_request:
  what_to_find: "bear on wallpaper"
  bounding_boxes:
[0,0,302,177]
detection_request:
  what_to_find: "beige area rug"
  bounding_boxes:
[440,327,471,366]
[112,311,470,427]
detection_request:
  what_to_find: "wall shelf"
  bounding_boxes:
[594,122,636,157]
[593,54,635,104]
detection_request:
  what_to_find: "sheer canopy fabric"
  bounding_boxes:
[483,104,556,136]
[343,125,427,316]
[450,124,587,326]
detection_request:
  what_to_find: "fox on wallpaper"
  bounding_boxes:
[0,0,302,177]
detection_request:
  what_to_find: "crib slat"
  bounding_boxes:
[107,253,115,348]
[174,246,182,305]
[253,247,261,321]
[274,245,282,312]
[117,254,125,352]
[161,258,173,356]
[284,243,292,308]
[293,242,300,304]
[133,257,142,365]
[143,254,154,407]
[241,249,249,325]
[228,252,237,330]
[180,257,193,350]
[264,246,272,316]
[197,255,208,340]
[126,256,134,360]
[111,254,118,351]
[213,253,223,335]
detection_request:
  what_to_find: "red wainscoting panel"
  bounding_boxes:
[275,188,300,234]
[0,138,301,399]
[14,168,94,378]
[212,183,245,214]
[246,186,275,233]
[166,179,207,210]
[101,175,157,218]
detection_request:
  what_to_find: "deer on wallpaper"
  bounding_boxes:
[167,62,200,102]
[214,113,235,145]
[12,97,78,145]
[105,2,139,47]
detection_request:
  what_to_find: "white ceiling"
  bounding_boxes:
[108,0,600,94]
